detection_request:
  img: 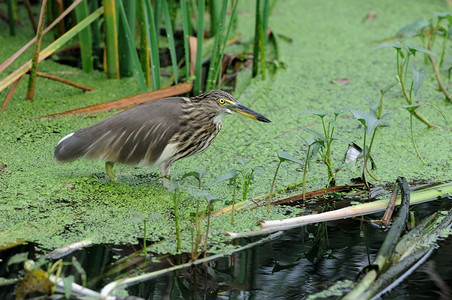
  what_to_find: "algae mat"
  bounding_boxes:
[0,0,451,251]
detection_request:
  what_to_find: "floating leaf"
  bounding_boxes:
[412,66,426,96]
[277,150,303,164]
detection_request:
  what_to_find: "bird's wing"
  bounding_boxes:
[54,98,185,165]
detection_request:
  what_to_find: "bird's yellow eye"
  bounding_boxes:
[219,98,226,105]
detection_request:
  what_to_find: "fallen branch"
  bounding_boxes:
[35,71,94,91]
[38,81,193,118]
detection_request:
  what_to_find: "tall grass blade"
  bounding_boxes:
[143,0,161,90]
[117,0,147,91]
[194,0,205,94]
[75,0,93,73]
[206,0,228,91]
[162,0,178,84]
[26,0,48,101]
[180,0,191,81]
[118,0,136,77]
[103,0,120,79]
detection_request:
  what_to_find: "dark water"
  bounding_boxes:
[1,201,451,299]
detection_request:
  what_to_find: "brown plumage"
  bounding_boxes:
[54,90,270,187]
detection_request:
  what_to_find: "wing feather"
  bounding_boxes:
[54,97,184,166]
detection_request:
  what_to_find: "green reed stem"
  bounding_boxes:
[206,0,228,91]
[143,0,161,90]
[103,0,120,79]
[162,0,179,84]
[194,0,205,94]
[75,0,93,73]
[118,0,136,77]
[180,0,191,81]
[117,0,147,91]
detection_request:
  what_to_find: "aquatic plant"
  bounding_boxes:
[375,42,435,128]
[169,184,182,253]
[350,104,390,189]
[182,169,207,189]
[267,150,302,212]
[300,109,348,188]
[211,157,261,223]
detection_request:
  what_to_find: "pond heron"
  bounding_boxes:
[54,90,271,187]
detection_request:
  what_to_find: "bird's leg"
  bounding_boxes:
[160,162,172,188]
[105,161,118,182]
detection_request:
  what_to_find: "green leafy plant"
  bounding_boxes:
[375,42,435,128]
[211,157,261,223]
[300,109,349,187]
[182,169,207,188]
[396,13,452,102]
[302,138,321,201]
[268,150,302,212]
[350,104,390,189]
[169,184,182,253]
[187,187,218,259]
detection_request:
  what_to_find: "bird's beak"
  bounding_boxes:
[228,103,271,123]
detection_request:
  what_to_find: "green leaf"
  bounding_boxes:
[210,169,238,187]
[297,110,328,118]
[253,166,264,176]
[403,104,420,114]
[351,110,390,136]
[303,137,317,146]
[374,41,403,51]
[412,66,426,96]
[277,150,303,164]
[182,170,207,181]
[380,82,397,95]
[63,275,75,299]
[302,127,326,142]
[395,19,430,38]
[434,12,452,21]
[407,44,436,56]
[236,157,251,166]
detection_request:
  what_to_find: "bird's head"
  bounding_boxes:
[193,90,271,123]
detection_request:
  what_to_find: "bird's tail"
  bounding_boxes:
[54,132,86,162]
